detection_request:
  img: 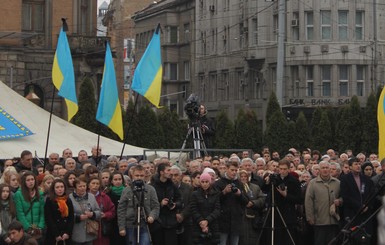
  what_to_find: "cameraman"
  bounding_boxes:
[263,159,301,245]
[118,165,160,245]
[213,157,249,245]
[199,104,215,149]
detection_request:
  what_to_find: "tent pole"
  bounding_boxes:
[120,94,139,160]
[43,84,56,170]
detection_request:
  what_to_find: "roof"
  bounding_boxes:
[0,80,145,159]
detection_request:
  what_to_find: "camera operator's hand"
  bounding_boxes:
[276,186,287,197]
[201,124,209,133]
[119,230,126,236]
[222,184,232,195]
[199,220,208,229]
[147,216,155,224]
[264,175,271,185]
[235,188,241,196]
[161,198,169,207]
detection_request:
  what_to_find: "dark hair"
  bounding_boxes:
[49,179,67,200]
[157,163,169,175]
[20,150,32,159]
[191,171,201,179]
[87,176,101,190]
[63,171,77,188]
[225,160,239,168]
[110,171,125,187]
[73,176,87,189]
[8,220,24,232]
[85,165,98,179]
[0,184,16,217]
[20,171,40,202]
[278,159,291,168]
[131,165,144,173]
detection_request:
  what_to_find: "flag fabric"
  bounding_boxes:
[52,27,78,121]
[96,42,124,140]
[0,106,33,140]
[378,87,385,159]
[132,24,163,108]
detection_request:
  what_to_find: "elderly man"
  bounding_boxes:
[329,162,342,179]
[305,161,341,245]
[241,158,263,187]
[88,146,108,169]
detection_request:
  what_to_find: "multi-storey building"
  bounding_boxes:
[0,0,105,118]
[196,0,385,124]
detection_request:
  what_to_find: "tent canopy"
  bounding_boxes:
[0,80,145,159]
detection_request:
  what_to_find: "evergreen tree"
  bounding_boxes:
[293,111,311,151]
[361,93,378,154]
[310,107,323,149]
[73,77,97,132]
[234,109,263,151]
[313,110,332,153]
[132,106,164,148]
[158,107,185,149]
[287,120,296,148]
[265,92,281,125]
[214,110,234,150]
[264,110,289,155]
[123,100,138,146]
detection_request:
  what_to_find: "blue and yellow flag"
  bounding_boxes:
[0,107,33,140]
[96,42,124,140]
[378,87,385,159]
[52,22,78,121]
[132,24,163,108]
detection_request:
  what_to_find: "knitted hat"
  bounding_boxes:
[200,173,212,183]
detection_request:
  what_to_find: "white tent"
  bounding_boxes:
[0,80,146,159]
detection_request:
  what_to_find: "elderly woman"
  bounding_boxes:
[238,170,266,245]
[69,176,101,245]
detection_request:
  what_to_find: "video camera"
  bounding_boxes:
[132,179,145,192]
[184,94,201,121]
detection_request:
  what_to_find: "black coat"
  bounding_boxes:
[151,176,182,228]
[178,182,193,225]
[190,187,221,244]
[44,197,74,244]
[213,177,249,234]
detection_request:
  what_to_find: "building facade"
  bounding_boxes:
[0,0,105,118]
[195,0,385,123]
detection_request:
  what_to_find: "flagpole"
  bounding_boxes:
[120,93,139,159]
[43,85,56,170]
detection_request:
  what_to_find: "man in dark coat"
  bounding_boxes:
[213,158,249,245]
[150,163,183,245]
[340,157,374,245]
[8,221,37,245]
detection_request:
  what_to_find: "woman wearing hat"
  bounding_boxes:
[190,173,221,244]
[238,170,265,245]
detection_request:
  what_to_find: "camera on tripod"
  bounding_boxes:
[184,94,201,121]
[132,179,145,192]
[268,173,285,190]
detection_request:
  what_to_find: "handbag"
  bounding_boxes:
[86,219,99,236]
[101,220,112,236]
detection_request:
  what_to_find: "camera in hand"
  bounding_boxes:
[167,198,175,209]
[278,183,286,191]
[230,183,239,193]
[184,94,201,121]
[200,229,213,239]
[132,179,145,192]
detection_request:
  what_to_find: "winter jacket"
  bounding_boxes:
[117,184,159,230]
[44,196,74,244]
[14,190,45,231]
[305,176,340,225]
[93,191,115,245]
[69,192,101,243]
[190,187,221,244]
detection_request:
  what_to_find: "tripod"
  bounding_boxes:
[257,182,296,245]
[178,120,207,162]
[133,190,152,245]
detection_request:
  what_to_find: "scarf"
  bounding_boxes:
[56,196,69,218]
[110,185,124,196]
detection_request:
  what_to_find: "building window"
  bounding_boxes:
[305,12,314,40]
[291,66,299,97]
[184,23,190,42]
[198,74,205,101]
[306,66,314,96]
[252,18,258,45]
[184,61,190,81]
[272,67,277,93]
[273,14,278,41]
[321,10,332,40]
[209,73,217,101]
[321,65,332,96]
[22,1,44,32]
[222,72,229,101]
[338,11,348,40]
[356,11,364,40]
[292,12,299,41]
[164,63,178,80]
[339,65,349,96]
[166,26,179,43]
[357,65,365,96]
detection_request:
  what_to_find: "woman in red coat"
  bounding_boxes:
[88,176,115,245]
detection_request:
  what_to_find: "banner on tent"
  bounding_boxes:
[0,107,33,140]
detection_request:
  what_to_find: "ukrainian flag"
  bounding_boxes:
[96,42,124,140]
[378,87,385,159]
[52,26,78,121]
[132,24,163,108]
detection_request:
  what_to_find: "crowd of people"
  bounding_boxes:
[0,146,383,245]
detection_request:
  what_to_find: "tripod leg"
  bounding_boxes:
[196,127,208,156]
[256,207,271,245]
[192,127,201,158]
[275,206,296,245]
[178,127,193,163]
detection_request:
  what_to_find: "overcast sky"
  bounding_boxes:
[97,0,110,8]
